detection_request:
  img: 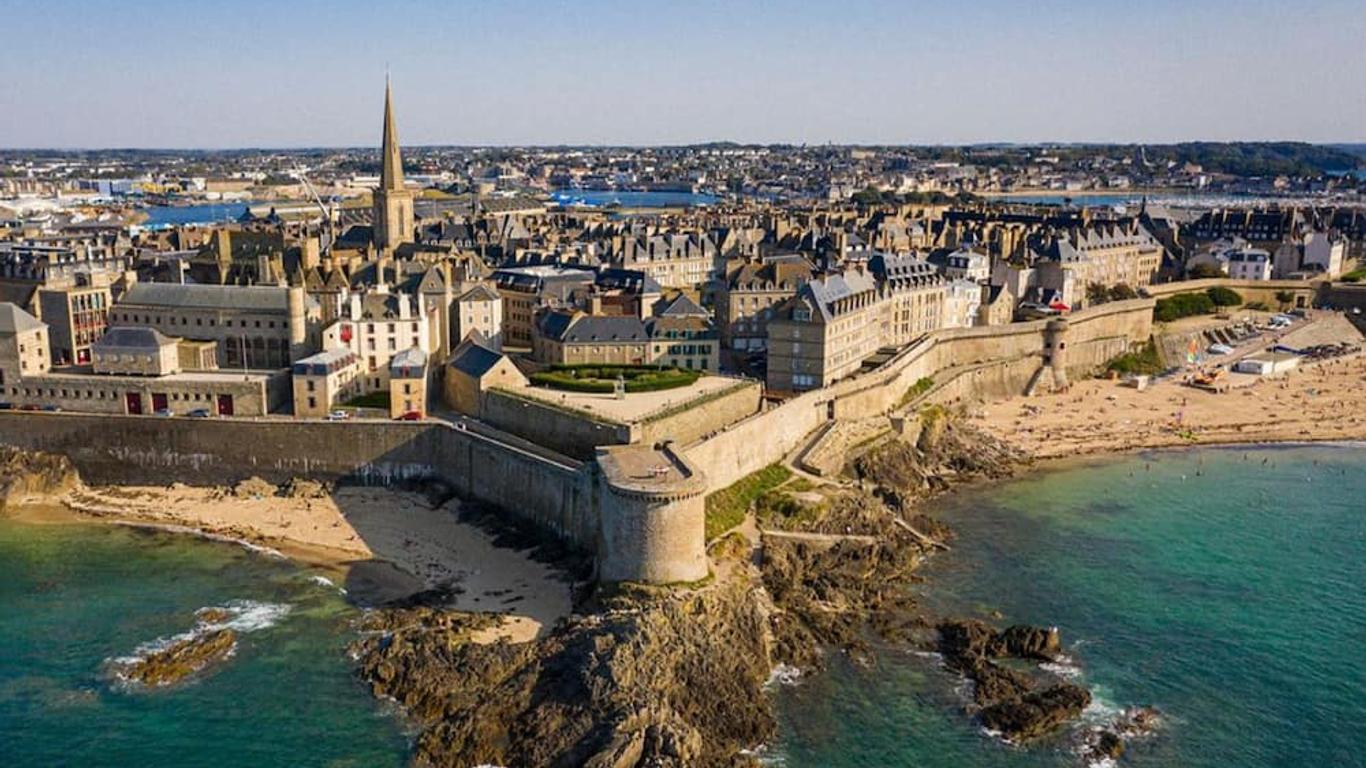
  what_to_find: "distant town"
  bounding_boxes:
[1,81,1364,429]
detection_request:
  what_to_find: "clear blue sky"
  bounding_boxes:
[2,0,1362,148]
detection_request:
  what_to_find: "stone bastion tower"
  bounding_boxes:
[595,443,709,584]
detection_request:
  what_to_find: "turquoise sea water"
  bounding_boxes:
[0,519,407,767]
[774,444,1366,767]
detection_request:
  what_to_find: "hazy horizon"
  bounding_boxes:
[3,0,1364,150]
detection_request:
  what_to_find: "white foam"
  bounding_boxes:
[105,599,291,686]
[764,663,803,688]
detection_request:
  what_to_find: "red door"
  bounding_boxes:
[125,392,143,415]
[216,394,234,416]
[152,393,169,412]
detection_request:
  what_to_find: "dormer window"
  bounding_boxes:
[794,307,812,322]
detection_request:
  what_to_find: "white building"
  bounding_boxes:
[1226,247,1273,281]
[320,287,435,393]
[943,278,983,329]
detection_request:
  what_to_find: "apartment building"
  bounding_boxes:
[766,254,947,391]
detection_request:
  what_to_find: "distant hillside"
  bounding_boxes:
[1153,142,1362,177]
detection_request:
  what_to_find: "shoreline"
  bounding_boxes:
[5,482,573,644]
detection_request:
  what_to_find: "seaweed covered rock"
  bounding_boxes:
[979,683,1091,741]
[117,629,237,687]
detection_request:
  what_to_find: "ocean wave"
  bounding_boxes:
[105,600,291,685]
[307,574,347,594]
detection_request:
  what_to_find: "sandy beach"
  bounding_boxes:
[49,483,572,643]
[973,351,1366,459]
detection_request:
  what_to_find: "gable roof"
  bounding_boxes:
[448,334,507,378]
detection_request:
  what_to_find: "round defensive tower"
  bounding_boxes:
[595,443,709,584]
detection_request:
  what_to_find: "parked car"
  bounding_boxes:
[396,411,423,421]
[0,402,12,410]
[39,405,61,412]
[1207,343,1234,356]
[153,408,174,417]
[327,410,351,421]
[19,404,40,411]
[187,408,212,418]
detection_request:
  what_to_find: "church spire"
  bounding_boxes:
[380,76,404,192]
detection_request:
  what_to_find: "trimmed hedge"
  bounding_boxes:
[530,364,701,393]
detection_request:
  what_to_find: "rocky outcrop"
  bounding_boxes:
[117,628,238,687]
[1081,706,1162,764]
[351,581,774,768]
[0,447,80,512]
[978,683,1091,741]
[937,619,1089,741]
[851,415,1026,509]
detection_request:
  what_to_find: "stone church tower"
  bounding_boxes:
[372,78,415,256]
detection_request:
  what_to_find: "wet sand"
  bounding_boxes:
[42,485,572,644]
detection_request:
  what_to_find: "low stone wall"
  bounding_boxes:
[1144,278,1318,307]
[636,380,761,448]
[482,388,633,460]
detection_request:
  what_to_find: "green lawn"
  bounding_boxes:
[344,391,391,409]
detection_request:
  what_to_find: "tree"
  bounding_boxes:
[1274,290,1296,309]
[1206,286,1243,307]
[1108,283,1139,301]
[1086,283,1111,306]
[1187,263,1225,279]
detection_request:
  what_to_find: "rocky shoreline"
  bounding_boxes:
[345,411,1160,766]
[0,420,1159,766]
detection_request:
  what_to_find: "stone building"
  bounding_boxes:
[444,334,528,417]
[533,311,650,366]
[714,257,812,354]
[388,347,428,418]
[320,287,435,394]
[612,233,719,289]
[453,283,503,351]
[109,283,316,369]
[766,254,947,392]
[0,302,48,386]
[291,348,361,418]
[37,277,112,365]
[91,327,180,376]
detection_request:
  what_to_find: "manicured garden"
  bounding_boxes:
[529,364,701,393]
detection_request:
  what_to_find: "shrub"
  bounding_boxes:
[530,364,701,393]
[704,464,792,541]
[1153,292,1216,322]
[1108,283,1139,301]
[1106,340,1165,376]
[1206,286,1243,307]
[1245,301,1270,311]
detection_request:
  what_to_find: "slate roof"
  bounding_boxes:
[540,311,649,344]
[93,326,176,350]
[389,346,428,376]
[0,302,44,334]
[654,293,709,318]
[457,283,500,303]
[119,283,292,312]
[448,334,506,378]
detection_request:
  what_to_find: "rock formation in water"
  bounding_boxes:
[936,618,1091,741]
[117,628,238,687]
[0,447,81,512]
